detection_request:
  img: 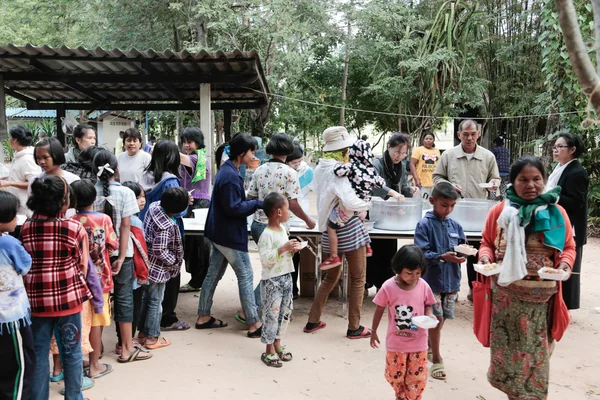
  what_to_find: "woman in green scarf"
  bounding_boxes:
[179,127,212,293]
[478,156,576,400]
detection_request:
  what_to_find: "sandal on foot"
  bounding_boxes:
[347,326,371,339]
[87,363,113,379]
[247,325,262,338]
[179,283,201,293]
[431,363,446,380]
[195,317,228,329]
[161,320,190,331]
[49,372,64,382]
[235,314,246,324]
[145,336,171,350]
[303,321,326,333]
[276,347,293,362]
[261,353,283,368]
[427,349,433,363]
[117,347,153,363]
[60,377,94,395]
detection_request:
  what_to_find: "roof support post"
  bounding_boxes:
[0,75,7,163]
[56,104,65,147]
[199,83,212,188]
[223,109,232,142]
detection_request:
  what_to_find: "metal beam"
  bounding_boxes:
[56,104,65,146]
[4,88,35,102]
[0,54,256,65]
[27,101,266,111]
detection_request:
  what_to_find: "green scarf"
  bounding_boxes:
[505,186,566,251]
[322,150,347,162]
[191,148,207,184]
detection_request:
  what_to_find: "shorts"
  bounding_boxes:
[432,292,458,319]
[92,293,112,327]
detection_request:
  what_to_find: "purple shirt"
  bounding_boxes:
[179,154,211,200]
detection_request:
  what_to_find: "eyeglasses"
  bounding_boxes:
[553,145,570,151]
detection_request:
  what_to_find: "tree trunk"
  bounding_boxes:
[592,0,600,74]
[555,0,600,115]
[340,18,351,126]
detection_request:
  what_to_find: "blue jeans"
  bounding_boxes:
[138,281,167,338]
[250,221,268,308]
[198,241,259,324]
[31,313,84,400]
[112,257,134,322]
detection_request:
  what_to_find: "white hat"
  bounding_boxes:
[322,126,354,152]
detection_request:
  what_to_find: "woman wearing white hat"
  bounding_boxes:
[303,126,372,339]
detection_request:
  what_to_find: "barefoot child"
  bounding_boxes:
[322,140,403,269]
[414,182,466,380]
[71,179,119,380]
[0,192,34,400]
[21,176,90,399]
[258,192,300,367]
[138,187,188,349]
[370,244,436,400]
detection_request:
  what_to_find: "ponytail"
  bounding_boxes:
[92,149,118,227]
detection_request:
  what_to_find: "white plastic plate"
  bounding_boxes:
[474,263,504,276]
[454,245,478,256]
[537,267,569,281]
[298,241,308,250]
[411,316,439,329]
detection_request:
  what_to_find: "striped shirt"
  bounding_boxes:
[322,216,370,254]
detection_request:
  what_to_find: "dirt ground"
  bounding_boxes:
[48,238,600,400]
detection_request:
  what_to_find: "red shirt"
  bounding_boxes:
[21,214,91,317]
[72,211,119,293]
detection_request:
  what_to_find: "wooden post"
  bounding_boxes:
[0,75,7,163]
[199,84,212,189]
[223,109,232,142]
[56,104,66,147]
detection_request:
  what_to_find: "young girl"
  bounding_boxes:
[0,192,34,400]
[322,140,403,269]
[21,176,90,400]
[138,187,188,349]
[139,140,190,332]
[92,149,152,364]
[71,179,119,379]
[370,244,436,400]
[258,192,300,367]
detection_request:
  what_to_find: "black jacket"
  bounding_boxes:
[557,159,589,247]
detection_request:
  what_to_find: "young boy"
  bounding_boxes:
[138,187,188,349]
[71,179,119,379]
[414,182,467,381]
[0,191,34,400]
[258,192,301,367]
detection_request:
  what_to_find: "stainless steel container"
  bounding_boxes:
[371,198,423,231]
[448,198,497,232]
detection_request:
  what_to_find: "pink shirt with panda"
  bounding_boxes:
[373,277,436,353]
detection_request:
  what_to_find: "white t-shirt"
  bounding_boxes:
[258,225,295,280]
[117,151,151,183]
[7,147,41,216]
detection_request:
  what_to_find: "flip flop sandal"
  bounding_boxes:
[145,336,171,350]
[87,363,113,379]
[60,376,94,395]
[161,320,190,331]
[117,347,153,364]
[430,363,447,380]
[247,325,262,338]
[276,347,293,362]
[195,317,228,329]
[179,283,201,293]
[49,372,64,382]
[235,314,246,324]
[347,326,372,340]
[303,321,326,333]
[261,353,283,368]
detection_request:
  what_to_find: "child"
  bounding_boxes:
[370,244,436,400]
[257,192,300,367]
[121,181,150,345]
[138,187,188,349]
[21,176,90,399]
[414,182,466,381]
[93,149,152,364]
[71,179,119,379]
[322,140,403,269]
[0,191,34,400]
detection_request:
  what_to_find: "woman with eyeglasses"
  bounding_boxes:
[545,133,589,310]
[368,133,418,291]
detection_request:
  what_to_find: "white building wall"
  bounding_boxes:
[97,116,133,153]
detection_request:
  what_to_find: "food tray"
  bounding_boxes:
[411,316,439,329]
[454,245,478,256]
[474,263,504,276]
[537,267,569,281]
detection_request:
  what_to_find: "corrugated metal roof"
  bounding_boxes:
[6,107,56,118]
[0,44,270,112]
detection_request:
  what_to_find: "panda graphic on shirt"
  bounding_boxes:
[394,304,418,335]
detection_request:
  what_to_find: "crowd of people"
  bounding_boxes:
[0,119,589,400]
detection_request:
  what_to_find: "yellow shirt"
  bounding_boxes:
[114,137,123,155]
[411,146,440,187]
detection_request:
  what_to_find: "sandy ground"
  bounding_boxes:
[47,238,600,400]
